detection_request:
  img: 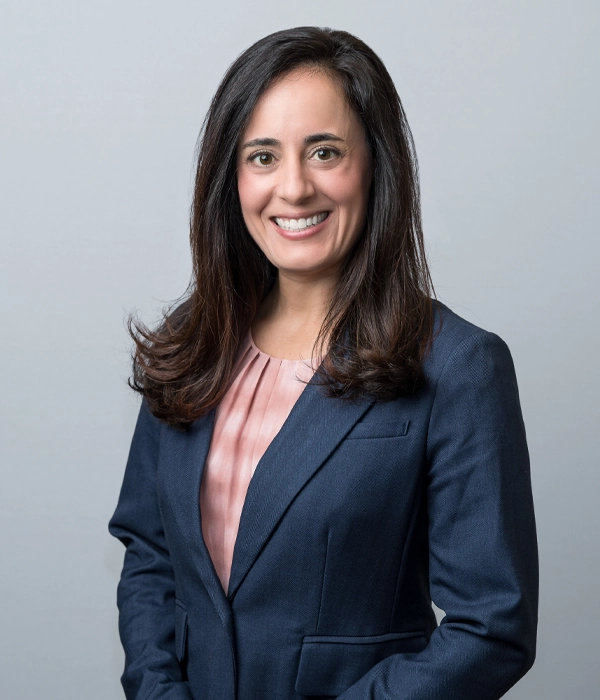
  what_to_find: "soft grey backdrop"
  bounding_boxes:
[1,1,598,698]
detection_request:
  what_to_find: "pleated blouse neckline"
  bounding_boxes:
[199,330,321,595]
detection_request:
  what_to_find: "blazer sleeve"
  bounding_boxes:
[336,330,539,700]
[108,399,193,700]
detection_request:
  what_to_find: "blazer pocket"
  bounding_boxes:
[295,630,427,697]
[345,419,410,440]
[175,599,188,664]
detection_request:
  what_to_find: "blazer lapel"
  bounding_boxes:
[226,379,375,600]
[161,410,235,636]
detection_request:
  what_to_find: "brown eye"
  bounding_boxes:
[255,153,273,165]
[316,148,332,161]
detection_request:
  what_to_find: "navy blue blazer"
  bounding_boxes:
[109,302,538,700]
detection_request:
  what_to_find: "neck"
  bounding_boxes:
[269,269,338,322]
[251,268,340,360]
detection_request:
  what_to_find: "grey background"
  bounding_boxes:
[1,1,598,698]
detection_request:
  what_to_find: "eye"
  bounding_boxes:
[311,147,341,162]
[250,152,274,166]
[315,148,333,161]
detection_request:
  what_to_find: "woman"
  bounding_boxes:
[109,27,538,700]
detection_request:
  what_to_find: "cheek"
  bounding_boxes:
[323,169,370,219]
[237,171,270,223]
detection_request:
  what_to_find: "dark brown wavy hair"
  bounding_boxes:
[128,26,434,429]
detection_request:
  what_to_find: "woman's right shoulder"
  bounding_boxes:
[133,396,167,442]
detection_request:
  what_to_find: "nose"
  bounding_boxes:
[276,157,315,204]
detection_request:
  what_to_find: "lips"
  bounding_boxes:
[272,211,329,232]
[270,211,331,241]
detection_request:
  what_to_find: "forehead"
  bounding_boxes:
[240,68,361,142]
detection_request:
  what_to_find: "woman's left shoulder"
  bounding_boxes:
[423,300,517,385]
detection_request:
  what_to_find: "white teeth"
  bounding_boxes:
[274,212,328,231]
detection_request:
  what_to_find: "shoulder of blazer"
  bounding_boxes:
[423,300,509,380]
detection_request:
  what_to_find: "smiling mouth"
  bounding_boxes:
[273,212,329,232]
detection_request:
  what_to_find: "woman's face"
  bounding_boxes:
[237,68,373,283]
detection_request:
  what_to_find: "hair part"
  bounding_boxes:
[128,26,434,428]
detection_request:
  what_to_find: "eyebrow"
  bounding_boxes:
[240,132,345,149]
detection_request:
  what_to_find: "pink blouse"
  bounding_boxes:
[199,331,320,595]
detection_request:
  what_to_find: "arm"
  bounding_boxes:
[337,331,539,700]
[108,399,193,700]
